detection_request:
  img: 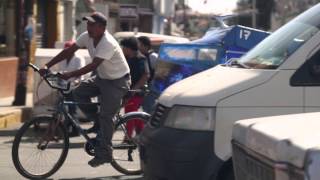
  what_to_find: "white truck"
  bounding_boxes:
[232,112,320,180]
[140,3,320,180]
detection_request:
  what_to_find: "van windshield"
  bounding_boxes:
[152,45,218,92]
[238,4,320,69]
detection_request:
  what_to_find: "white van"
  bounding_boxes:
[140,3,320,180]
[232,112,320,180]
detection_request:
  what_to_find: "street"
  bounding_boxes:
[0,123,143,180]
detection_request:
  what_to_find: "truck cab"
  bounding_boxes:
[232,112,320,180]
[140,3,320,180]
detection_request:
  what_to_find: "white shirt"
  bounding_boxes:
[76,31,130,79]
[149,52,158,69]
[60,54,89,82]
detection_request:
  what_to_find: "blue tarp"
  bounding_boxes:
[142,25,270,113]
[192,25,270,50]
[150,25,270,94]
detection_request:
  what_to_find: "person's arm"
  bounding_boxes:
[132,60,150,90]
[133,72,149,90]
[149,53,158,69]
[47,44,79,68]
[39,44,79,76]
[77,56,87,81]
[59,57,103,80]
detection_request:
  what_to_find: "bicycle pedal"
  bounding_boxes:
[128,155,133,161]
[128,149,133,161]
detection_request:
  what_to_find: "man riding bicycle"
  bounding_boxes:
[39,12,131,167]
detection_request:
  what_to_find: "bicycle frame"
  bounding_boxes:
[50,94,99,145]
[29,62,149,146]
[50,87,135,149]
[12,63,151,178]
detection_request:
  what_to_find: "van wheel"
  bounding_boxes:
[221,170,234,180]
[215,167,234,180]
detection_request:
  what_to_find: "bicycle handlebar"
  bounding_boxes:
[28,63,40,72]
[29,63,71,91]
[28,63,150,95]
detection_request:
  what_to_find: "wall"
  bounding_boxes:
[0,57,18,98]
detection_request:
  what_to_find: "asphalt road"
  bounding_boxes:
[0,123,144,180]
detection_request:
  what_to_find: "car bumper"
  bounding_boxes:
[139,125,223,180]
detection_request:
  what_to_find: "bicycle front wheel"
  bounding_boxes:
[111,112,150,175]
[12,116,69,179]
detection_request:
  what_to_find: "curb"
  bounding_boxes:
[0,107,32,129]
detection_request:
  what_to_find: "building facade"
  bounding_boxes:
[0,0,32,100]
[271,0,319,30]
[119,0,154,32]
[0,0,123,102]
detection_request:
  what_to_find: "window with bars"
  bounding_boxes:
[0,0,16,57]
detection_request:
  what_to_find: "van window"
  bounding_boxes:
[164,48,196,60]
[153,45,218,92]
[160,45,218,63]
[291,50,320,86]
[198,48,217,61]
[238,5,320,69]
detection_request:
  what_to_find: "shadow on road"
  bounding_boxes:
[0,128,90,147]
[0,129,18,137]
[59,175,144,180]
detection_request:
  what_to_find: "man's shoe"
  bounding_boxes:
[88,156,112,167]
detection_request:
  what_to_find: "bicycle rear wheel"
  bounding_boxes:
[111,112,150,175]
[12,116,69,179]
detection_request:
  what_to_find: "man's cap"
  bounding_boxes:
[82,12,107,26]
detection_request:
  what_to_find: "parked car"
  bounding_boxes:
[139,3,320,180]
[232,112,320,180]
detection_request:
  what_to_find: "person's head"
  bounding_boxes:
[82,12,107,39]
[120,37,139,58]
[137,36,151,54]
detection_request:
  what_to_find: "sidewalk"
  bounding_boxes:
[0,93,33,128]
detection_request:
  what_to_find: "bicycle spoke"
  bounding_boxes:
[12,117,69,179]
[111,114,150,175]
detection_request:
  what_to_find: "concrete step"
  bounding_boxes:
[0,93,33,129]
[0,107,32,128]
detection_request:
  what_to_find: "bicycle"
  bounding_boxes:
[11,63,151,179]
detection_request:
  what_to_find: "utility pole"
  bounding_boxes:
[13,0,35,106]
[252,0,256,28]
[12,0,28,105]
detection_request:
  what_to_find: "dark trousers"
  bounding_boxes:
[73,75,131,157]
